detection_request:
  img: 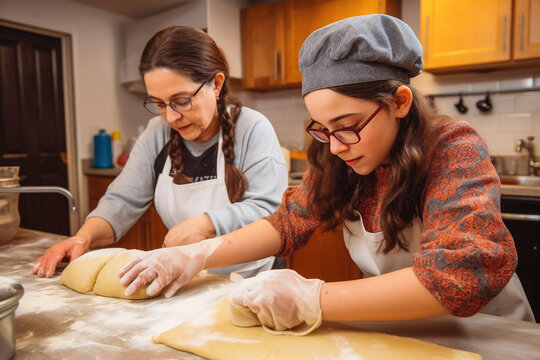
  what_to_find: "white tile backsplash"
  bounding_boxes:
[516,94,540,112]
[499,113,533,132]
[490,94,515,114]
[500,77,534,90]
[471,80,500,91]
[432,70,540,156]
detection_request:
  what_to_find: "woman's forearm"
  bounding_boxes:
[321,267,449,321]
[76,217,117,248]
[205,219,282,269]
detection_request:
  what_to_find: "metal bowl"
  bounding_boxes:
[0,276,24,360]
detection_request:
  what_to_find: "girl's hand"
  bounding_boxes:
[228,269,324,333]
[119,237,223,298]
[33,236,90,278]
[163,214,216,247]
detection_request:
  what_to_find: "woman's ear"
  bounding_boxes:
[212,72,226,99]
[393,85,413,119]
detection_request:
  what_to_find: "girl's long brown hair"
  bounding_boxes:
[306,80,444,253]
[139,26,247,202]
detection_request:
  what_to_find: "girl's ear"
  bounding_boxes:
[393,85,413,119]
[212,72,226,99]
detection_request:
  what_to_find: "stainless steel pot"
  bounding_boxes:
[0,276,24,360]
[0,167,21,244]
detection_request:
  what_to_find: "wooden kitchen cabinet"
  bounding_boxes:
[287,224,363,281]
[514,0,540,59]
[241,0,401,90]
[283,0,401,85]
[241,1,286,89]
[421,0,512,70]
[421,0,540,72]
[87,175,167,251]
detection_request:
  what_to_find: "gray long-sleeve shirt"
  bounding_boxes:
[88,107,289,240]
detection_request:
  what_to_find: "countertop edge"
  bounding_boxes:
[82,158,122,177]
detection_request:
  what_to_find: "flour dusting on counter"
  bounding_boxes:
[4,229,236,359]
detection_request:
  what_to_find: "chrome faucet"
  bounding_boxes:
[516,136,540,176]
[0,186,77,213]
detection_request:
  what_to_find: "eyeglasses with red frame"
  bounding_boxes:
[305,101,387,144]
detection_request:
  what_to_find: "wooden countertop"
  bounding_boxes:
[2,229,539,359]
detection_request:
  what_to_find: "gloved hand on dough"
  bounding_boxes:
[228,269,324,335]
[119,237,222,298]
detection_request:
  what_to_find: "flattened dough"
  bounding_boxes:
[61,248,159,299]
[154,298,483,360]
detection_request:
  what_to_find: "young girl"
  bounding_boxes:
[119,15,534,328]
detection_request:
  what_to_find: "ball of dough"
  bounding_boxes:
[94,249,160,299]
[60,248,125,294]
[61,248,160,299]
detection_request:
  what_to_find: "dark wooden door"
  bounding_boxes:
[0,25,69,235]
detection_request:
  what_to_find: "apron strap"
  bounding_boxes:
[154,140,171,192]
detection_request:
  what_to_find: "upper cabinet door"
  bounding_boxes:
[421,0,512,69]
[241,0,400,90]
[241,1,286,89]
[284,0,401,85]
[514,0,540,59]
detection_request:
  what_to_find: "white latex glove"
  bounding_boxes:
[119,237,222,298]
[228,269,324,334]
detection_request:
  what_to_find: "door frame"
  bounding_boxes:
[0,19,79,234]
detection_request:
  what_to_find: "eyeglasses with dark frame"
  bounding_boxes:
[305,101,387,145]
[143,80,208,115]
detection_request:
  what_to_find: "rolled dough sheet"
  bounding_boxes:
[154,298,483,360]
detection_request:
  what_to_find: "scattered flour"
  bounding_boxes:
[332,334,365,360]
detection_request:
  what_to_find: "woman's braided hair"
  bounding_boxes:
[139,26,247,202]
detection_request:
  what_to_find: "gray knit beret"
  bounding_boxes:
[299,14,423,95]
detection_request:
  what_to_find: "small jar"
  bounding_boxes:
[0,167,21,244]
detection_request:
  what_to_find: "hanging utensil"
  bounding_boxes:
[454,93,468,114]
[476,92,492,112]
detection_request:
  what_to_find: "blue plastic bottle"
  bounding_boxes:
[93,129,113,168]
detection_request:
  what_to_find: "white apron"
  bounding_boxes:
[154,133,274,278]
[343,213,535,322]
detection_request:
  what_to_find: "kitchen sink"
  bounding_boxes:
[499,175,540,186]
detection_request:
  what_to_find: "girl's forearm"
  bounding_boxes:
[205,219,282,269]
[320,267,449,321]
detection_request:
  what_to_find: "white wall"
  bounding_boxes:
[0,0,151,223]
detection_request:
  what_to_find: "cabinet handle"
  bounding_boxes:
[280,50,285,83]
[502,213,540,222]
[501,14,507,52]
[273,49,278,83]
[424,16,429,62]
[518,13,524,51]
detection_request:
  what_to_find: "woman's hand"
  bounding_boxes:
[163,214,216,247]
[119,237,223,298]
[228,269,324,332]
[32,236,90,278]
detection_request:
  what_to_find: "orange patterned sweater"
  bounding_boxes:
[267,120,516,317]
